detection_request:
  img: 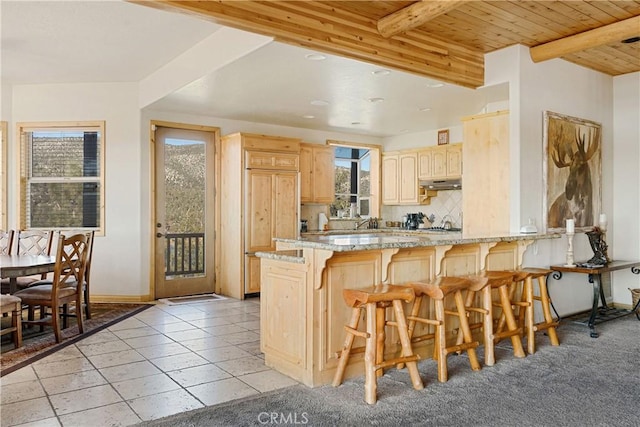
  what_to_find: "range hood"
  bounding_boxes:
[419,178,462,190]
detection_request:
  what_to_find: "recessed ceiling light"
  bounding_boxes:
[426,83,445,88]
[372,69,390,76]
[622,36,640,43]
[310,100,329,106]
[302,115,315,119]
[305,53,326,61]
[368,97,385,103]
[351,121,361,125]
[419,107,432,112]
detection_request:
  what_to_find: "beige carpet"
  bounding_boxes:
[1,303,151,376]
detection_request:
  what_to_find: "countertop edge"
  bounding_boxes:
[274,233,560,252]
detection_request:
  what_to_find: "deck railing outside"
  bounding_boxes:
[165,232,204,277]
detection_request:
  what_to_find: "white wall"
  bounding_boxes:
[485,45,639,314]
[8,82,147,299]
[612,72,640,305]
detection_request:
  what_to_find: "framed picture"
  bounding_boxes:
[437,129,449,145]
[543,111,602,232]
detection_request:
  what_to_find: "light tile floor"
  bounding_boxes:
[1,297,299,426]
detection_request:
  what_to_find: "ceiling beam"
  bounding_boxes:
[377,0,469,38]
[131,0,484,88]
[530,15,640,63]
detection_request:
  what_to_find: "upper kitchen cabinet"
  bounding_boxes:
[220,132,301,299]
[300,143,334,204]
[382,151,420,205]
[418,143,462,180]
[462,111,510,236]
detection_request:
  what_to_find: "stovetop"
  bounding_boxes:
[415,227,462,232]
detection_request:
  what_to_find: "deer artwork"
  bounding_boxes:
[548,125,600,228]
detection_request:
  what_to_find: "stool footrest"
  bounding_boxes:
[334,346,365,359]
[376,355,419,371]
[533,320,559,332]
[493,328,523,340]
[407,316,441,326]
[344,325,369,339]
[410,333,436,344]
[445,341,479,355]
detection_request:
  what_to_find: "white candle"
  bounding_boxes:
[599,213,607,228]
[566,219,575,233]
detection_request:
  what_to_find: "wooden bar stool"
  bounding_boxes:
[404,276,488,383]
[332,284,423,404]
[1,294,23,348]
[458,271,526,366]
[516,268,560,354]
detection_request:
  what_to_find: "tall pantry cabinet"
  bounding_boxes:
[220,133,301,299]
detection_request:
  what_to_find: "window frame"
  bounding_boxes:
[327,140,381,219]
[18,121,106,236]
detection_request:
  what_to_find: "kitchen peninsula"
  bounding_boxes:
[257,231,559,387]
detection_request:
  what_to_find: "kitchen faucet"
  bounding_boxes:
[355,218,371,230]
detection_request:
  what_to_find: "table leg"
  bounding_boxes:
[588,273,602,338]
[10,277,17,294]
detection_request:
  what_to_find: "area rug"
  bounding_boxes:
[136,314,639,427]
[1,303,152,376]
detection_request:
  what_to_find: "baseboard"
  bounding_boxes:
[90,294,155,304]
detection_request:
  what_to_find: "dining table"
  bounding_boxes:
[0,254,57,294]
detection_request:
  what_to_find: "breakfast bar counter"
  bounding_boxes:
[257,232,559,387]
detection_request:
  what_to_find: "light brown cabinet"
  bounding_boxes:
[300,143,334,204]
[418,143,462,180]
[220,133,300,299]
[462,111,510,236]
[383,152,419,205]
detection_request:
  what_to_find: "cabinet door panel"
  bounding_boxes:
[246,171,274,252]
[432,148,447,178]
[313,147,335,203]
[382,155,399,204]
[447,145,462,177]
[299,146,313,202]
[418,150,432,179]
[245,254,261,294]
[399,153,418,204]
[274,172,299,240]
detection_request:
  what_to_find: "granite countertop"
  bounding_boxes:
[255,250,305,263]
[275,232,560,252]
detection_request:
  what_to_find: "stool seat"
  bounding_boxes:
[334,284,423,404]
[343,284,415,307]
[405,276,488,383]
[1,294,23,348]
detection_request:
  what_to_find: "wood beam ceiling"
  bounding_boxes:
[530,15,640,63]
[377,0,469,38]
[132,0,485,88]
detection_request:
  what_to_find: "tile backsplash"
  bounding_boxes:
[381,189,463,228]
[300,189,463,231]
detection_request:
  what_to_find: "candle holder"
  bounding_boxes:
[565,230,576,267]
[598,222,612,263]
[585,228,608,266]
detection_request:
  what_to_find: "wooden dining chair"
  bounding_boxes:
[13,233,89,343]
[0,229,14,255]
[61,229,95,320]
[1,230,55,293]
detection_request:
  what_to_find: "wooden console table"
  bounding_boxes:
[550,260,640,338]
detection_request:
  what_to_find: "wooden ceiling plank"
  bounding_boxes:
[519,1,601,35]
[588,1,640,20]
[134,0,484,88]
[474,1,567,43]
[377,0,469,38]
[530,15,640,63]
[568,0,631,25]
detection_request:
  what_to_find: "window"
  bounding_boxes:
[19,122,105,234]
[330,144,379,218]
